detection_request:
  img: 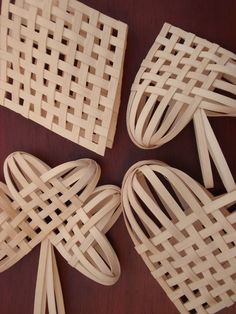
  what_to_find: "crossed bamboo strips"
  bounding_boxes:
[0,152,121,314]
[127,23,236,189]
[0,0,127,155]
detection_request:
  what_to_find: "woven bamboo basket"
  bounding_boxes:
[122,160,236,314]
[0,152,121,314]
[127,23,236,189]
[0,0,128,155]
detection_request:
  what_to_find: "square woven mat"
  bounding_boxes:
[0,0,127,155]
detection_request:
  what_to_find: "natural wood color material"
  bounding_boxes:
[0,0,128,155]
[0,152,121,313]
[127,23,236,188]
[122,160,236,314]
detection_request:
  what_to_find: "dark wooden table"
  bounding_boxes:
[0,0,236,313]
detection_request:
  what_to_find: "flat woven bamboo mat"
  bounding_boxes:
[0,0,128,155]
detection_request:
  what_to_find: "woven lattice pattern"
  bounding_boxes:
[127,23,236,148]
[0,0,127,155]
[127,23,236,188]
[0,152,121,285]
[122,160,236,313]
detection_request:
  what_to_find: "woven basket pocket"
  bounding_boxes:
[0,152,121,285]
[127,23,236,188]
[0,0,128,155]
[122,160,236,313]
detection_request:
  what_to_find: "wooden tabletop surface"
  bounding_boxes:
[0,0,236,313]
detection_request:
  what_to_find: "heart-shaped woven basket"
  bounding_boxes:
[122,160,236,314]
[126,23,236,189]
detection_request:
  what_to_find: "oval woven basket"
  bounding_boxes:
[122,160,236,314]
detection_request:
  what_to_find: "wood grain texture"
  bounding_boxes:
[0,0,235,313]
